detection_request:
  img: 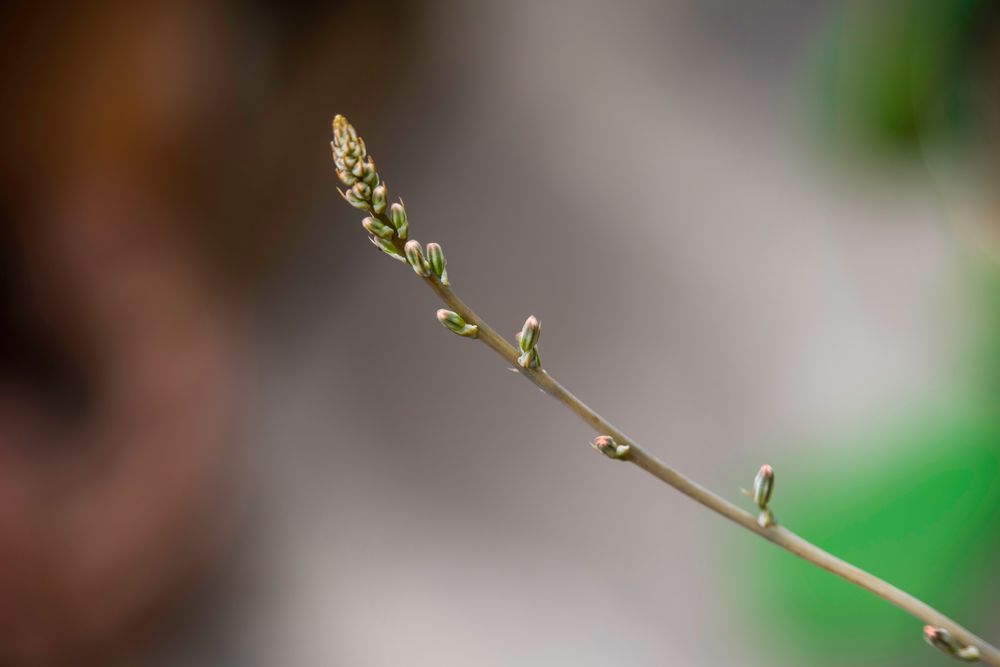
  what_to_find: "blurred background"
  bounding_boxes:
[1,0,998,665]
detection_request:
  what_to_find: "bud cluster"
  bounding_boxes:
[592,435,631,460]
[923,626,981,662]
[332,115,455,283]
[332,114,413,262]
[515,316,541,369]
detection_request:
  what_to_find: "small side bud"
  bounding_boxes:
[437,309,479,338]
[404,240,431,277]
[372,184,388,214]
[389,202,409,240]
[426,243,448,284]
[923,626,981,662]
[518,316,540,353]
[362,216,395,240]
[592,435,631,460]
[752,464,774,510]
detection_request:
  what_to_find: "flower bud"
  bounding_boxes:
[361,159,379,188]
[369,235,406,262]
[341,188,370,210]
[518,315,540,353]
[351,181,371,203]
[923,626,980,661]
[389,202,408,240]
[592,435,630,460]
[426,243,448,284]
[337,168,358,186]
[404,240,431,277]
[371,184,388,214]
[752,464,774,510]
[362,216,395,240]
[437,309,479,338]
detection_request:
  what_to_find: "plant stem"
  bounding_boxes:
[414,267,1000,664]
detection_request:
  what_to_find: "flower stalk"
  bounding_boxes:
[328,113,1000,665]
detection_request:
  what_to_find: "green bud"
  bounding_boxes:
[369,235,407,262]
[518,315,540,353]
[389,202,408,240]
[752,464,774,510]
[340,188,370,210]
[371,185,388,214]
[337,168,358,186]
[351,181,371,201]
[426,242,448,284]
[362,216,394,240]
[404,240,431,277]
[350,158,365,178]
[437,309,479,338]
[361,159,379,188]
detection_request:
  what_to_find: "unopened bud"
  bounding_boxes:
[923,626,981,662]
[372,184,388,214]
[389,202,408,240]
[369,235,406,262]
[426,243,448,284]
[337,168,358,186]
[752,464,774,510]
[363,216,395,240]
[352,181,371,201]
[592,435,630,460]
[362,161,379,188]
[437,309,479,338]
[404,240,431,277]
[340,188,370,210]
[350,157,365,178]
[518,316,540,353]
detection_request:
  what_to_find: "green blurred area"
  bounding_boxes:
[736,395,1000,665]
[734,1,1000,664]
[808,0,991,160]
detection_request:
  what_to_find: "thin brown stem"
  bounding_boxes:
[417,272,1000,665]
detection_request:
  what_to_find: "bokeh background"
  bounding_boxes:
[1,0,998,665]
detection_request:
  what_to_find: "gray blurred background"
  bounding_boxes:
[2,1,998,665]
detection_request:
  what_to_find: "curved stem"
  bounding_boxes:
[416,273,1000,665]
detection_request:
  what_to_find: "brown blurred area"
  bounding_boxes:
[1,1,999,666]
[0,1,412,664]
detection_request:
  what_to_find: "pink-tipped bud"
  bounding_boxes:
[592,435,630,460]
[752,464,774,510]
